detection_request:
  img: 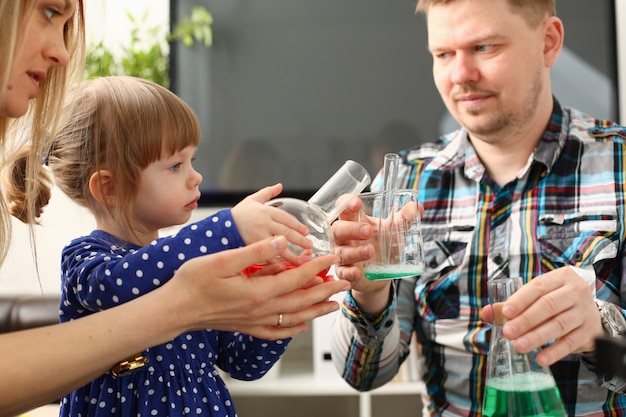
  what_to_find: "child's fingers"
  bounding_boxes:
[243,183,283,203]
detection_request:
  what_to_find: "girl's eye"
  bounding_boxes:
[169,162,183,172]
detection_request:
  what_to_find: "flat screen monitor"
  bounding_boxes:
[170,0,618,206]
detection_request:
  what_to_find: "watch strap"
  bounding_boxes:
[595,299,626,339]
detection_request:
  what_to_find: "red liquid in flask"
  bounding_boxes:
[243,261,333,282]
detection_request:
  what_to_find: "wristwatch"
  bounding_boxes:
[595,299,626,338]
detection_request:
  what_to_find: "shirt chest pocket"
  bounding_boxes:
[416,223,474,321]
[538,210,619,269]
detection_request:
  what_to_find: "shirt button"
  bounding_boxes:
[384,320,393,328]
[494,254,503,265]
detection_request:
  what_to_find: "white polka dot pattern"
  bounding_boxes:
[59,209,289,416]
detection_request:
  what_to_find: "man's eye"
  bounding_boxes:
[476,44,494,53]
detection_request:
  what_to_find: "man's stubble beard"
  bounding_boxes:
[457,70,543,140]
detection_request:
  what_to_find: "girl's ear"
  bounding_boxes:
[89,170,116,205]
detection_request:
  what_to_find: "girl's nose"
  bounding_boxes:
[190,168,203,188]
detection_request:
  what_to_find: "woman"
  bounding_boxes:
[0,2,348,416]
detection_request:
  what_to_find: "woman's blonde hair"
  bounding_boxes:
[46,76,201,239]
[0,0,86,266]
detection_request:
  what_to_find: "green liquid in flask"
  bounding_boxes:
[482,373,567,417]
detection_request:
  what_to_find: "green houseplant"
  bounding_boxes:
[85,6,213,88]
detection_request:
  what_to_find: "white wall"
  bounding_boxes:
[0,188,93,295]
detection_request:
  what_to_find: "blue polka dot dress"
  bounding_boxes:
[58,209,290,417]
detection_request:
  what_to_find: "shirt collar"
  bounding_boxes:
[532,97,568,175]
[423,96,566,182]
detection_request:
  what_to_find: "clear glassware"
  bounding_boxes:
[244,160,370,278]
[358,188,424,280]
[483,277,567,417]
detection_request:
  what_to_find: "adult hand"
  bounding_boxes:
[165,235,350,340]
[332,197,374,282]
[330,197,392,315]
[481,267,604,366]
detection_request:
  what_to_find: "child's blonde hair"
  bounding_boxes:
[45,76,201,238]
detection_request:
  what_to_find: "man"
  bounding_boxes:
[330,0,626,415]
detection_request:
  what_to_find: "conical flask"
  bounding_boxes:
[483,277,567,417]
[243,160,370,277]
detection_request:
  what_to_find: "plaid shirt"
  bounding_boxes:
[331,98,626,416]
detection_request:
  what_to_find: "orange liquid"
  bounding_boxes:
[243,261,333,282]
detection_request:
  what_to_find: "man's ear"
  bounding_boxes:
[543,16,564,68]
[89,170,116,205]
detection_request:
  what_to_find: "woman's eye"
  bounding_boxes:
[44,7,62,21]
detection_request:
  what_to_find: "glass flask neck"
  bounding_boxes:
[307,160,371,222]
[264,160,370,259]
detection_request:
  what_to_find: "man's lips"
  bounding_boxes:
[453,92,490,102]
[452,86,495,103]
[452,92,494,111]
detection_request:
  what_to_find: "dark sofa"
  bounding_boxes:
[0,294,60,333]
[0,295,62,406]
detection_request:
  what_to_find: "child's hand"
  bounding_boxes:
[231,183,313,253]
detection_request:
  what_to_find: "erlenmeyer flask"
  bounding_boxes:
[483,277,567,417]
[243,160,370,278]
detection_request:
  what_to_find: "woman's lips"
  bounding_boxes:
[27,71,46,97]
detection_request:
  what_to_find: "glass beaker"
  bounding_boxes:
[243,160,371,278]
[483,277,567,417]
[358,189,424,280]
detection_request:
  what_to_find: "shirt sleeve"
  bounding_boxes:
[216,331,290,380]
[330,280,416,391]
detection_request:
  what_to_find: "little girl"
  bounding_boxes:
[45,76,314,416]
